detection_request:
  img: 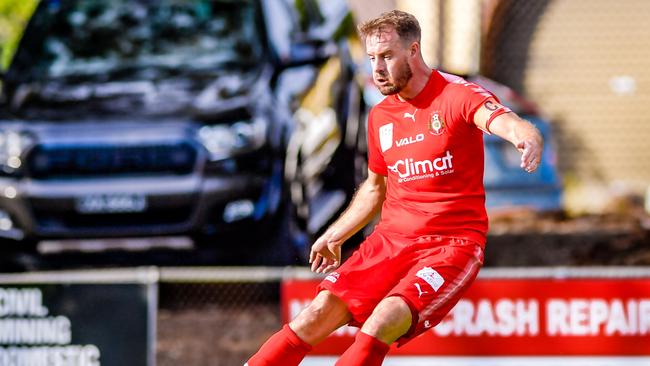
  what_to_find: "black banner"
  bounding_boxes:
[0,274,156,366]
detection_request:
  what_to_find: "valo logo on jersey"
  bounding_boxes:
[396,133,425,147]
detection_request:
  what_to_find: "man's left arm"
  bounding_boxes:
[473,99,544,173]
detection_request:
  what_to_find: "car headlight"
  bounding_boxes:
[0,130,34,175]
[197,118,267,161]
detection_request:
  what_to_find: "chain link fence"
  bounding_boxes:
[156,269,287,366]
[482,0,650,212]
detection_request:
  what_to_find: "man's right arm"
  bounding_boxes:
[309,169,386,273]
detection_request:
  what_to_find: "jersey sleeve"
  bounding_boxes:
[450,80,498,125]
[366,108,388,176]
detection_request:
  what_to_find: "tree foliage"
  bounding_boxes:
[0,0,39,70]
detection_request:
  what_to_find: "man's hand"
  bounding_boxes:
[517,135,543,173]
[309,229,344,274]
[307,169,386,274]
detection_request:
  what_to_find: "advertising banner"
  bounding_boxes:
[281,268,650,364]
[0,269,157,366]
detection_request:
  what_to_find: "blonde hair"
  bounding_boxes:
[357,10,421,44]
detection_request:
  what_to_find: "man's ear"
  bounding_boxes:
[410,42,419,57]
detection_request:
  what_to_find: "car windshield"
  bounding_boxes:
[29,0,263,79]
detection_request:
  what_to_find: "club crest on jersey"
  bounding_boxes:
[379,123,393,152]
[428,112,445,135]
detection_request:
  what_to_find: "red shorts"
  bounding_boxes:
[318,230,484,345]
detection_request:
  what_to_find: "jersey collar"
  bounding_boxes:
[391,69,444,108]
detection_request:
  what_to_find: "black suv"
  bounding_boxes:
[0,0,366,261]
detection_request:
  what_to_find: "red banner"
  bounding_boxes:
[281,277,650,356]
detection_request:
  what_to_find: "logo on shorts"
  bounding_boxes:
[414,283,429,298]
[428,112,445,135]
[424,320,432,329]
[416,267,445,292]
[324,272,340,283]
[379,123,393,152]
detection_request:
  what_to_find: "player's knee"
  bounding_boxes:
[291,301,325,331]
[292,291,334,326]
[361,296,412,344]
[289,291,350,345]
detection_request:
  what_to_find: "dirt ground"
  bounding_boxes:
[156,210,650,366]
[157,306,281,366]
[486,209,650,266]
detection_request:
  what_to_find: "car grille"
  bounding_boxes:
[28,196,196,235]
[27,142,198,178]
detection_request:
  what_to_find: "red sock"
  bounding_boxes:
[246,324,312,366]
[335,331,390,366]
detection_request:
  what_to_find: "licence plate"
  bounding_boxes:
[75,193,147,214]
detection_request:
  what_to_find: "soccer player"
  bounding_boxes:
[245,9,543,366]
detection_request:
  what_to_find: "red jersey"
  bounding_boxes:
[367,70,495,244]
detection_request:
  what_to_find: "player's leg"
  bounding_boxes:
[245,290,351,366]
[392,239,483,348]
[247,230,405,366]
[334,296,412,366]
[359,295,413,342]
[335,237,485,366]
